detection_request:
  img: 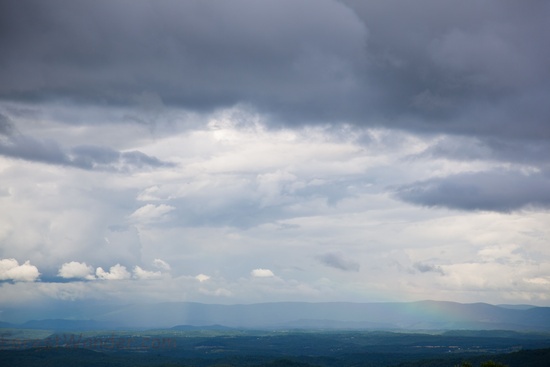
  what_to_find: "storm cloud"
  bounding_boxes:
[1,0,549,140]
[0,0,366,122]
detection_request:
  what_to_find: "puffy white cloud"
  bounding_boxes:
[137,185,163,201]
[195,274,210,282]
[152,258,171,271]
[59,260,169,281]
[129,204,175,223]
[58,261,95,280]
[96,264,131,280]
[251,268,275,278]
[0,258,40,282]
[133,266,162,280]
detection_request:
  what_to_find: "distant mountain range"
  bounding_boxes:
[2,300,550,331]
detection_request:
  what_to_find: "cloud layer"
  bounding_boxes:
[1,0,549,310]
[2,0,549,140]
[0,113,171,171]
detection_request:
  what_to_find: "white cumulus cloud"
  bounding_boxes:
[195,274,210,282]
[152,258,171,271]
[0,258,40,282]
[58,261,95,280]
[251,268,275,278]
[129,204,175,223]
[133,266,162,280]
[96,264,131,280]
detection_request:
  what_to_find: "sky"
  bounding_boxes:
[1,0,550,312]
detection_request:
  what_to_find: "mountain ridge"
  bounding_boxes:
[2,300,549,331]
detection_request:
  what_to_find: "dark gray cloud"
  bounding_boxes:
[0,0,366,122]
[395,170,550,212]
[417,136,550,166]
[317,252,360,272]
[0,114,171,171]
[412,262,444,275]
[0,114,68,164]
[342,0,550,140]
[0,113,15,135]
[2,0,548,141]
[70,146,170,170]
